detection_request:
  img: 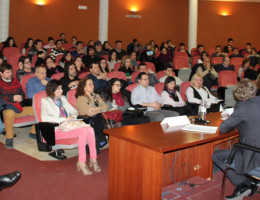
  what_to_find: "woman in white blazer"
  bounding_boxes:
[41,79,101,176]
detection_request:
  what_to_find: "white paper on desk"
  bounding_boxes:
[182,124,218,134]
[160,115,191,132]
[221,108,234,120]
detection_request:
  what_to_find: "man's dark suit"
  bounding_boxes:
[212,96,260,186]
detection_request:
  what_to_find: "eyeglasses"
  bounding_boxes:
[113,84,122,87]
[86,83,94,86]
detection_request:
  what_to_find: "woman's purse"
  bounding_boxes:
[102,110,123,129]
[59,120,90,132]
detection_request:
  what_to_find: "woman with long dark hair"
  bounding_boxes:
[59,51,73,68]
[22,38,34,55]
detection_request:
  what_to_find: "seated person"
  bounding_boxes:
[159,65,182,87]
[1,37,17,51]
[223,38,233,53]
[82,45,99,69]
[99,58,110,74]
[27,39,45,60]
[94,41,106,58]
[75,77,108,153]
[44,56,64,78]
[161,76,194,116]
[102,41,112,54]
[0,52,4,65]
[59,51,73,68]
[22,38,33,55]
[196,57,218,90]
[193,44,205,57]
[134,62,158,86]
[16,56,35,81]
[41,79,100,175]
[229,47,243,59]
[223,44,233,55]
[118,56,134,81]
[34,50,46,67]
[157,47,173,71]
[26,65,50,99]
[74,56,88,76]
[186,73,221,115]
[107,50,119,71]
[211,45,225,58]
[214,57,234,73]
[177,42,191,57]
[112,40,128,60]
[247,48,260,68]
[212,79,260,199]
[87,62,109,92]
[60,62,80,95]
[140,43,156,64]
[103,78,150,125]
[130,51,138,70]
[49,40,66,61]
[43,37,55,50]
[197,51,209,64]
[0,63,36,149]
[70,41,86,58]
[59,33,68,44]
[238,58,258,81]
[131,72,179,122]
[239,42,252,55]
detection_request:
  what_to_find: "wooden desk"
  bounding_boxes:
[104,112,239,200]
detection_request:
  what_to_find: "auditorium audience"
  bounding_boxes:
[223,38,234,53]
[74,56,87,76]
[229,47,243,59]
[60,61,80,95]
[214,57,234,73]
[43,37,55,50]
[240,42,252,55]
[107,50,119,71]
[70,41,86,58]
[82,45,99,69]
[71,36,77,47]
[140,43,156,64]
[26,65,50,99]
[131,72,179,122]
[186,73,221,114]
[27,39,45,59]
[99,58,110,74]
[44,56,64,78]
[59,51,73,68]
[157,47,173,70]
[113,40,128,60]
[193,44,205,57]
[0,63,36,149]
[41,79,100,175]
[134,62,158,86]
[22,38,33,55]
[211,45,225,58]
[59,33,68,44]
[16,56,35,81]
[197,51,209,64]
[130,51,138,69]
[87,62,108,91]
[1,36,17,52]
[118,56,134,81]
[75,77,108,153]
[238,58,258,81]
[247,48,260,68]
[159,65,182,86]
[94,41,106,58]
[102,41,112,54]
[49,40,66,60]
[161,76,194,116]
[34,50,46,67]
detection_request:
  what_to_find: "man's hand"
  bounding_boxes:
[41,79,48,86]
[13,95,23,102]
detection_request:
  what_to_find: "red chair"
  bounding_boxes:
[155,51,160,58]
[20,74,36,98]
[191,48,197,57]
[0,43,3,51]
[131,71,139,83]
[79,72,91,79]
[154,83,164,95]
[173,56,189,70]
[101,54,109,61]
[2,47,20,57]
[51,72,64,80]
[107,71,127,81]
[25,48,31,56]
[156,71,165,80]
[207,48,216,58]
[55,54,64,65]
[192,55,201,67]
[126,83,138,92]
[31,54,38,67]
[20,42,26,52]
[180,81,191,102]
[231,57,243,75]
[6,53,22,76]
[67,88,77,109]
[243,53,251,58]
[211,57,224,65]
[174,51,188,57]
[145,62,156,72]
[33,91,78,158]
[62,43,74,51]
[114,62,121,71]
[218,71,237,87]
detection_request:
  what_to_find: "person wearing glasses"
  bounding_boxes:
[16,56,35,81]
[103,78,150,125]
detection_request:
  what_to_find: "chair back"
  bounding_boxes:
[101,54,109,61]
[114,62,121,71]
[145,62,156,72]
[62,43,74,51]
[21,73,37,98]
[131,71,139,83]
[174,51,188,57]
[51,72,64,80]
[31,54,38,67]
[191,48,197,57]
[79,72,91,79]
[33,91,47,123]
[211,57,224,65]
[231,57,243,75]
[67,88,77,109]
[180,81,191,101]
[2,47,20,57]
[155,83,164,95]
[243,53,251,58]
[6,53,22,75]
[218,71,237,87]
[156,71,166,80]
[191,55,201,67]
[207,48,216,58]
[107,71,127,81]
[126,83,139,92]
[55,54,64,65]
[173,56,189,70]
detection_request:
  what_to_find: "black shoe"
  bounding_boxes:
[0,171,21,190]
[226,185,252,199]
[249,182,259,197]
[5,139,13,149]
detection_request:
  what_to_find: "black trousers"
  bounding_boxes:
[122,115,150,126]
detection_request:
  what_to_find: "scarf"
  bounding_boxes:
[167,87,179,102]
[53,98,68,117]
[112,92,125,106]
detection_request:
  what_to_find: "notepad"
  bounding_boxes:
[182,124,218,134]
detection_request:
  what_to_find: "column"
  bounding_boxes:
[0,0,10,42]
[188,0,198,53]
[99,0,109,43]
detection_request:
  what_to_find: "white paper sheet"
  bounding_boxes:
[182,124,218,134]
[160,115,191,127]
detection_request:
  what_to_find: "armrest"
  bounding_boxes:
[226,143,260,166]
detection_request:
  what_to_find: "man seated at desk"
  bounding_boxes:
[212,79,260,200]
[131,72,179,122]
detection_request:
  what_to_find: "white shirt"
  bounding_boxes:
[159,75,183,86]
[161,90,186,107]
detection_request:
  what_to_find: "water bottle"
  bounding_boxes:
[198,101,207,121]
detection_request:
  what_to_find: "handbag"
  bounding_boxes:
[102,110,123,123]
[59,120,90,132]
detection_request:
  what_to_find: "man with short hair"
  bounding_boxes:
[193,44,205,56]
[0,63,36,149]
[26,65,50,99]
[50,40,66,60]
[159,66,182,86]
[214,57,235,73]
[131,72,179,122]
[113,40,128,60]
[70,41,86,58]
[229,47,243,59]
[71,36,77,46]
[134,62,158,86]
[59,33,68,44]
[94,41,106,58]
[211,45,225,58]
[27,39,45,59]
[223,38,234,53]
[87,62,109,91]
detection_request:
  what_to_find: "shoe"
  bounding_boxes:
[5,139,13,149]
[99,140,107,148]
[29,133,36,140]
[0,171,21,191]
[76,162,92,176]
[249,182,259,197]
[225,185,252,200]
[89,159,101,172]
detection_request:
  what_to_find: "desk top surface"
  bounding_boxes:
[104,112,239,153]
